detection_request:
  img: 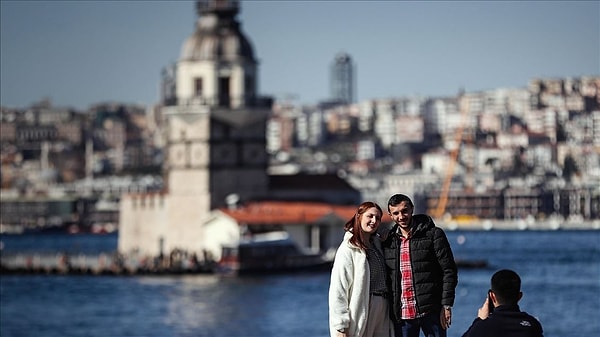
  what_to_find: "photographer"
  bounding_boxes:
[462,269,543,337]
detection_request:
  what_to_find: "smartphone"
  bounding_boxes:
[487,290,494,313]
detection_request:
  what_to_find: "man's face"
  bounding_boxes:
[388,201,413,230]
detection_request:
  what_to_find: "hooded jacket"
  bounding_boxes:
[329,231,390,337]
[382,214,458,323]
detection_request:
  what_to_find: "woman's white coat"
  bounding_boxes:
[329,231,382,337]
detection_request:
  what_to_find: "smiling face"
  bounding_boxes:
[360,206,382,234]
[388,201,413,234]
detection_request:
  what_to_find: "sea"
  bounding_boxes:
[1,230,599,337]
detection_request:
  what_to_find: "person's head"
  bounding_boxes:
[387,194,414,231]
[344,201,383,250]
[489,269,523,306]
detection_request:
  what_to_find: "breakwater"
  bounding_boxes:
[0,252,215,276]
[1,251,489,276]
[0,248,488,276]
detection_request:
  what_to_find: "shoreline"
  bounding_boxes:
[438,219,600,231]
[2,219,599,236]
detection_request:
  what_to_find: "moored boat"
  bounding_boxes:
[217,231,333,275]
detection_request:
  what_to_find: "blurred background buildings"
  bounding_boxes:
[1,0,599,233]
[3,74,598,233]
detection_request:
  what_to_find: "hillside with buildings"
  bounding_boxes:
[2,76,599,233]
[267,76,600,229]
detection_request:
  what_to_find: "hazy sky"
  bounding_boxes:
[1,1,598,110]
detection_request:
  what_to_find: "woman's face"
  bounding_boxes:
[360,207,382,234]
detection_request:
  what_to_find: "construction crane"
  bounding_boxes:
[429,96,470,220]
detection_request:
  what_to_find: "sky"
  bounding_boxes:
[1,0,598,110]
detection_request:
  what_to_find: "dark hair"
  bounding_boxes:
[344,201,382,251]
[491,269,521,305]
[387,194,414,212]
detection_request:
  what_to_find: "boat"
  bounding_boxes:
[217,231,333,275]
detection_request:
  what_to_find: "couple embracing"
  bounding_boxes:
[329,194,457,337]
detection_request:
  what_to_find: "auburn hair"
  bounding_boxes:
[344,201,382,250]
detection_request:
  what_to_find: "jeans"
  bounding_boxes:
[393,311,446,337]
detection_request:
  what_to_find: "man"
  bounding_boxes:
[462,269,544,337]
[382,194,458,337]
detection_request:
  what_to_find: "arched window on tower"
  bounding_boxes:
[219,76,231,107]
[195,78,203,97]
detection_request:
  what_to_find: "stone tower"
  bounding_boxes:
[119,0,272,257]
[163,0,271,210]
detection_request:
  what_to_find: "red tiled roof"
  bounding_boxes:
[219,201,392,226]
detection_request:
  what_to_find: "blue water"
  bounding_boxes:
[1,230,599,337]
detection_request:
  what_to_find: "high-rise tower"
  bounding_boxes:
[330,52,355,104]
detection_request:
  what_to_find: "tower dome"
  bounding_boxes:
[180,0,256,62]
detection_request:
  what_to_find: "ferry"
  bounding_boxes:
[217,231,333,275]
[214,201,357,275]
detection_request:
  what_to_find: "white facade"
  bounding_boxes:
[374,99,396,149]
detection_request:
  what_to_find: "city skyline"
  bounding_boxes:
[1,0,598,110]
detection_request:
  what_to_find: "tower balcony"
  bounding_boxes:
[196,0,240,16]
[165,95,273,111]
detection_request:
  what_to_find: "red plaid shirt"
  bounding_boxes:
[400,234,418,319]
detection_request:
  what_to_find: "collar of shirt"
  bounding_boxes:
[397,228,412,239]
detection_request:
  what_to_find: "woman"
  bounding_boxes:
[329,201,393,337]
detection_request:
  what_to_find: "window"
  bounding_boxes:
[195,78,203,96]
[219,76,230,107]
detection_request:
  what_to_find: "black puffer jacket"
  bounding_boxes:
[382,214,458,323]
